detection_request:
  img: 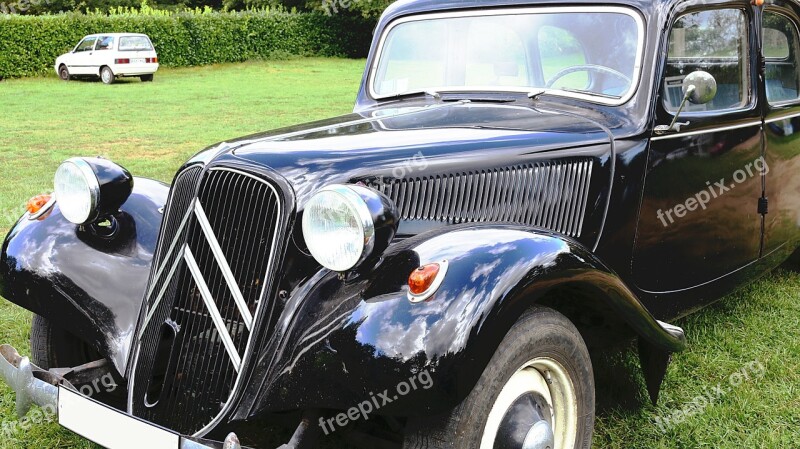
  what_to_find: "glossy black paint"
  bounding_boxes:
[230,102,614,248]
[85,157,135,224]
[763,2,800,256]
[0,178,168,373]
[346,185,400,273]
[632,1,764,292]
[231,226,685,418]
[0,0,799,438]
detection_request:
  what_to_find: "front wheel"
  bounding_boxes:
[100,66,115,85]
[404,306,595,449]
[58,65,70,81]
[30,315,100,370]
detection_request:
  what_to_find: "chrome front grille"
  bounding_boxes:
[367,158,594,237]
[130,166,282,435]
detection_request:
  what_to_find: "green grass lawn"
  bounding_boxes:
[1,58,799,448]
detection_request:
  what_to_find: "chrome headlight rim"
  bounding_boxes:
[302,184,377,272]
[321,184,377,263]
[54,157,101,225]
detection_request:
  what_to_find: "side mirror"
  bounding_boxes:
[683,71,717,105]
[655,71,718,135]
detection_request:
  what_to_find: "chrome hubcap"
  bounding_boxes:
[481,358,577,449]
[522,420,555,449]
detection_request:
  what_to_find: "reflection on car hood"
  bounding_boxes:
[224,101,611,202]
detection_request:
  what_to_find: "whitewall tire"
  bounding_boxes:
[404,306,594,449]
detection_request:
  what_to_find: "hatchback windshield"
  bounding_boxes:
[371,8,643,103]
[119,36,153,51]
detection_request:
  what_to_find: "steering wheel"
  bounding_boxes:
[545,64,632,89]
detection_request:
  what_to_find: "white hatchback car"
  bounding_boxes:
[55,33,159,84]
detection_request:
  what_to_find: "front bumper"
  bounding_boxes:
[58,387,246,449]
[0,344,251,449]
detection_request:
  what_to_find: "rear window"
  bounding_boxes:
[119,36,153,51]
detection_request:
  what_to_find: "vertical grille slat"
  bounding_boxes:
[132,167,283,435]
[366,158,595,238]
[543,163,561,230]
[575,161,593,237]
[558,165,573,235]
[563,164,579,236]
[484,171,498,221]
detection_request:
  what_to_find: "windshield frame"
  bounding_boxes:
[368,6,646,106]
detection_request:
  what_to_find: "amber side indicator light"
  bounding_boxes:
[26,194,52,215]
[408,263,441,296]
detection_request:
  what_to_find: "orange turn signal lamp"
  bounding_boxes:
[26,194,53,216]
[408,260,448,303]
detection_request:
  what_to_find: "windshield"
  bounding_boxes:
[371,7,644,104]
[119,36,154,51]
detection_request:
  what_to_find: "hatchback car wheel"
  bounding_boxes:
[404,306,594,449]
[100,66,114,85]
[58,65,70,81]
[140,74,154,82]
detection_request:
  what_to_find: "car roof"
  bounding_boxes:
[383,0,661,17]
[377,0,697,28]
[82,33,150,38]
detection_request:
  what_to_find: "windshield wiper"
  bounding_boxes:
[383,90,441,101]
[528,89,548,100]
[559,88,618,99]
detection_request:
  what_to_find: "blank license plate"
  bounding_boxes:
[58,386,180,449]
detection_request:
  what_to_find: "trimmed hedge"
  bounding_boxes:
[0,9,373,77]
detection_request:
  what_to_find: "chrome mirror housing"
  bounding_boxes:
[655,71,718,135]
[683,71,717,105]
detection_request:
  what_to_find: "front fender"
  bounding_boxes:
[0,178,168,374]
[237,225,684,419]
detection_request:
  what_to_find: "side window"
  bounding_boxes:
[538,26,588,90]
[96,36,114,51]
[75,37,97,53]
[764,11,800,104]
[664,9,749,113]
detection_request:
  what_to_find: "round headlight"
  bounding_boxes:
[54,158,100,225]
[53,157,133,225]
[302,185,376,272]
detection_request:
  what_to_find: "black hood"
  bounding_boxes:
[220,101,612,205]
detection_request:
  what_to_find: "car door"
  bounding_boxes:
[633,5,764,292]
[761,6,800,255]
[68,37,98,75]
[94,35,115,70]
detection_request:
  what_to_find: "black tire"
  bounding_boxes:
[58,65,70,81]
[30,314,100,370]
[140,74,154,82]
[403,306,595,449]
[100,66,115,85]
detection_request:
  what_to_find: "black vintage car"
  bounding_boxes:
[2,0,800,447]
